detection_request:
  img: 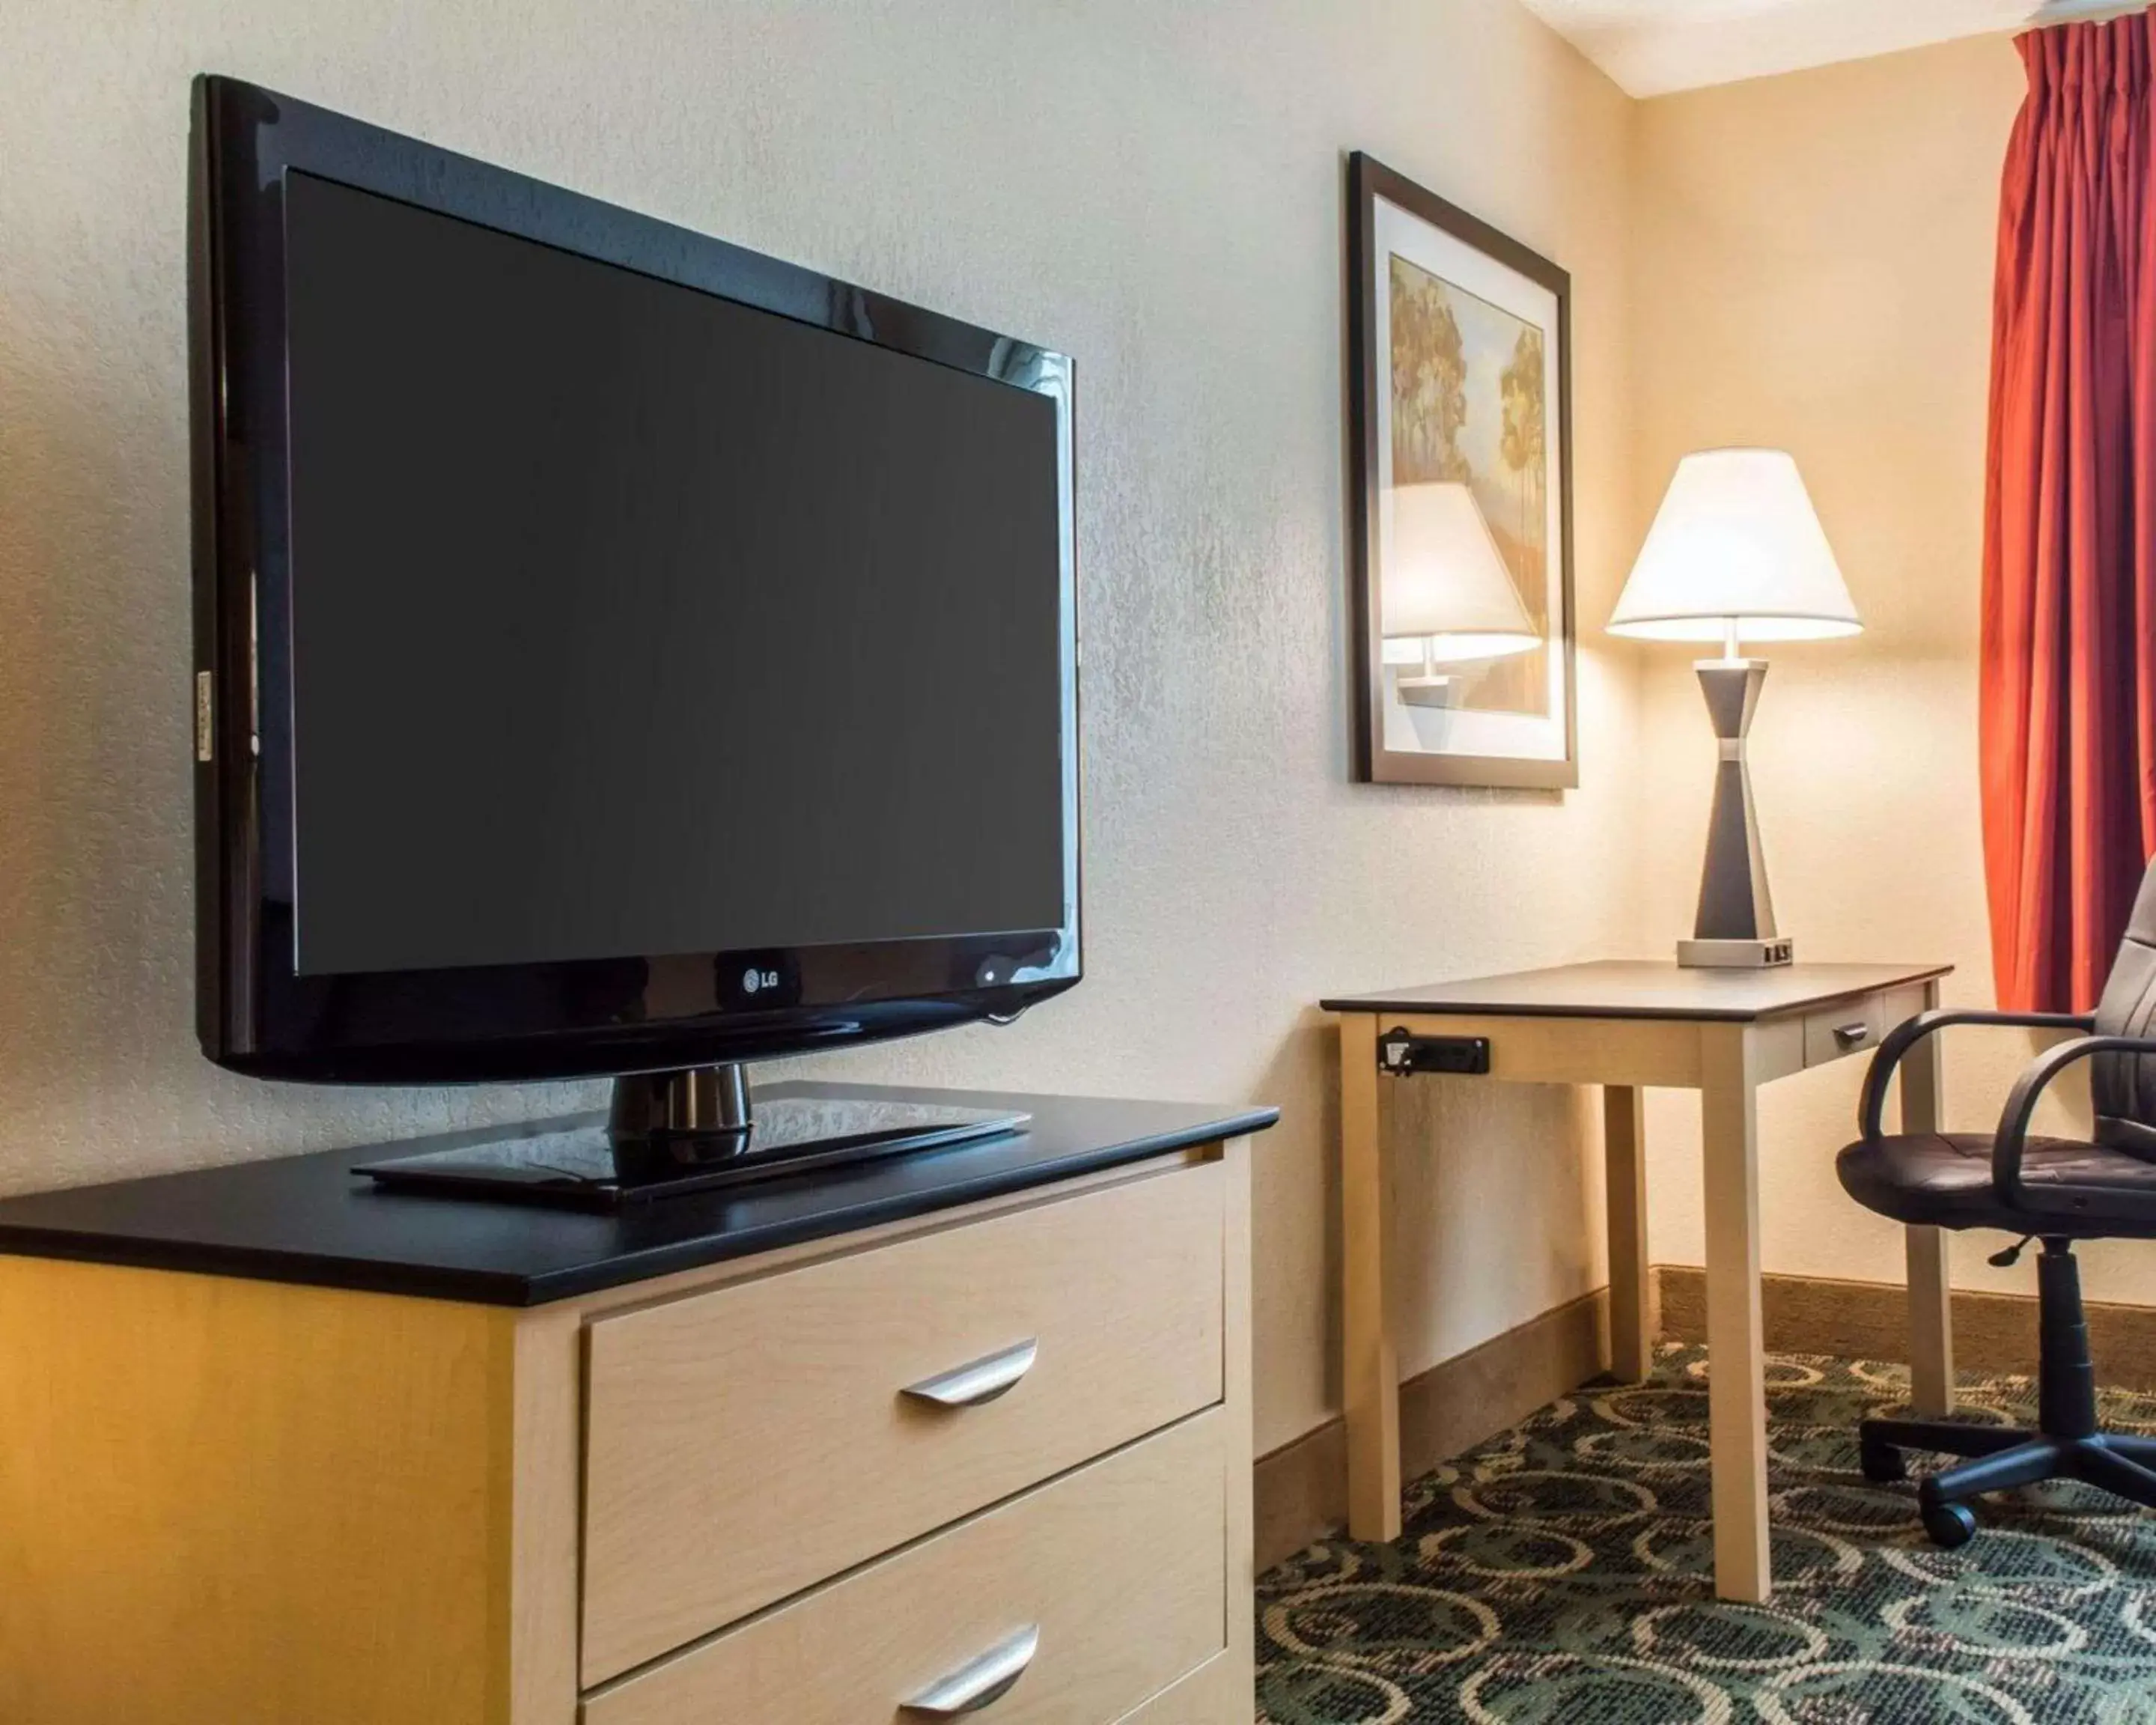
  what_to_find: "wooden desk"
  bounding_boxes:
[1322,960,1952,1602]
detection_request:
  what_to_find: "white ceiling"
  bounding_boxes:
[1517,0,2134,97]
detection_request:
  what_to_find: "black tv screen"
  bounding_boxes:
[191,78,1080,1081]
[284,172,1065,978]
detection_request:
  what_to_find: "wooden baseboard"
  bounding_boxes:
[1654,1263,2156,1390]
[1252,1288,1608,1572]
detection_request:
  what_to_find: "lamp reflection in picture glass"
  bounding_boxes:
[1380,481,1538,708]
[1609,448,1861,967]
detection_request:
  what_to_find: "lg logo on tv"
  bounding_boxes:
[726,956,794,1006]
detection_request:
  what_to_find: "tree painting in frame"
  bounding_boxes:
[1348,153,1577,788]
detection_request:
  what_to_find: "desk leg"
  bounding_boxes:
[1604,1086,1651,1383]
[1903,980,1955,1417]
[1340,1014,1401,1542]
[1701,1025,1771,1602]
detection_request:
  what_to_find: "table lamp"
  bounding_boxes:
[1608,448,1860,968]
[1380,481,1540,707]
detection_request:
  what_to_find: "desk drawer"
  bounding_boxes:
[1803,1003,1881,1068]
[581,1161,1225,1682]
[580,1410,1227,1725]
[1802,986,1928,1071]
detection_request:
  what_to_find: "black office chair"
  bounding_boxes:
[1836,861,2156,1548]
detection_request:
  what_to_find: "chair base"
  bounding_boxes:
[1860,1423,2156,1547]
[1858,1239,2156,1548]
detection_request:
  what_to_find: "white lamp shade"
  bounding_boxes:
[1609,448,1860,645]
[1381,481,1538,663]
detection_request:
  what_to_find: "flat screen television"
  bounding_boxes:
[188,77,1079,1201]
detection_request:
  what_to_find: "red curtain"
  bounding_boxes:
[1982,12,2156,1011]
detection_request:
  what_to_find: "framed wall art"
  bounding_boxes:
[1347,152,1577,789]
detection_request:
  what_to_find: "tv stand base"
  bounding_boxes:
[356,1065,1026,1209]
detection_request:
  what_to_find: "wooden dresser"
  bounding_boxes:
[0,1083,1273,1725]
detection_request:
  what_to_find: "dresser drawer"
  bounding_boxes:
[581,1161,1226,1682]
[1802,985,1927,1071]
[581,1411,1228,1725]
[1112,1653,1243,1724]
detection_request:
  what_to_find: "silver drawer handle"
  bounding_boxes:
[1833,1022,1872,1050]
[900,1339,1038,1409]
[902,1624,1041,1716]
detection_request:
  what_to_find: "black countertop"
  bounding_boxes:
[0,1081,1279,1306]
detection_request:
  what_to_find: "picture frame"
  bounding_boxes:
[1347,152,1577,789]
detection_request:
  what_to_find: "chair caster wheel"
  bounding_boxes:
[1860,1436,1907,1483]
[1921,1500,1976,1550]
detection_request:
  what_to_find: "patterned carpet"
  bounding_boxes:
[1256,1347,2156,1723]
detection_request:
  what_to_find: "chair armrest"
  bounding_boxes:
[1857,1008,2095,1141]
[1994,1034,2156,1207]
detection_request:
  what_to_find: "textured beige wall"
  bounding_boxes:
[0,0,1644,1453]
[1628,36,2156,1306]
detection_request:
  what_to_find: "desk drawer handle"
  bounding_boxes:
[901,1339,1039,1409]
[1834,1022,1872,1050]
[902,1624,1041,1715]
